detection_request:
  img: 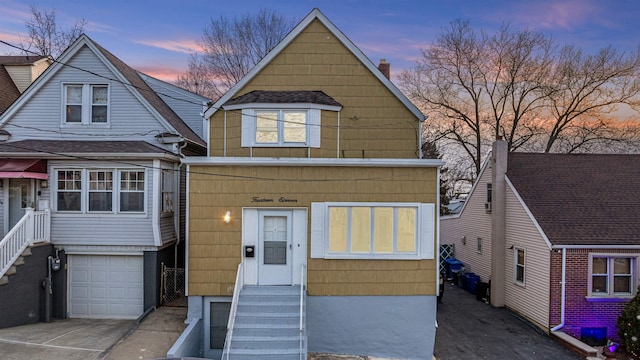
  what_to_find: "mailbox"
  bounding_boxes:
[244,245,255,258]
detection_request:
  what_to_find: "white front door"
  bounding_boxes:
[258,210,293,285]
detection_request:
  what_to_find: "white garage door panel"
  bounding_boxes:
[69,255,143,319]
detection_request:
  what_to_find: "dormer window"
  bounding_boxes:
[256,110,307,145]
[63,84,109,124]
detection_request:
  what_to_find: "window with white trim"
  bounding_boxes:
[311,202,435,260]
[57,170,82,211]
[240,108,321,148]
[515,247,525,284]
[161,169,174,213]
[55,168,145,214]
[590,255,636,296]
[63,84,109,124]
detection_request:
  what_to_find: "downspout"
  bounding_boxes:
[550,247,567,331]
[174,140,188,268]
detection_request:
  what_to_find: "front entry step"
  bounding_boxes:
[224,285,306,360]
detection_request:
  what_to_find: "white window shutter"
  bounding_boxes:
[241,110,254,147]
[420,204,435,259]
[310,203,325,258]
[309,109,321,148]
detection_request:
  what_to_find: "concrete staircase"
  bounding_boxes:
[0,247,32,286]
[223,285,306,360]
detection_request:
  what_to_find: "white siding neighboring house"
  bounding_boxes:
[441,139,640,354]
[0,34,206,321]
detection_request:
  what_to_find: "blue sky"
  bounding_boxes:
[1,0,639,82]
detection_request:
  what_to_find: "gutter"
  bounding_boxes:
[550,248,566,331]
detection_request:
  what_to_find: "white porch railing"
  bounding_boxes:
[0,208,51,279]
[299,263,307,360]
[223,262,244,360]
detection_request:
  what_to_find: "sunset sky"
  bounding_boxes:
[1,0,639,83]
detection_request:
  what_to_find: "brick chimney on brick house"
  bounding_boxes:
[378,59,390,79]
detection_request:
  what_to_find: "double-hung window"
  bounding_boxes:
[255,110,307,144]
[515,247,525,284]
[590,255,636,297]
[161,170,174,213]
[311,202,435,260]
[57,170,82,211]
[88,170,113,212]
[64,84,110,124]
[120,171,145,212]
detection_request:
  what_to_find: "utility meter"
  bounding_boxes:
[50,257,61,271]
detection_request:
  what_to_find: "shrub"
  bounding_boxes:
[618,286,640,358]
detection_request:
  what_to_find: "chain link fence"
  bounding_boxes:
[161,263,187,307]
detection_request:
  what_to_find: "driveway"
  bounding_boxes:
[0,318,134,360]
[434,284,580,360]
[0,306,187,360]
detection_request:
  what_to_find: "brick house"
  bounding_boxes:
[441,140,640,346]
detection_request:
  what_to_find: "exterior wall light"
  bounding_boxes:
[224,211,231,224]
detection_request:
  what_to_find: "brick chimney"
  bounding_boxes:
[378,59,390,79]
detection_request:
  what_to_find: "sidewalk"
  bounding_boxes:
[434,283,580,360]
[102,306,187,360]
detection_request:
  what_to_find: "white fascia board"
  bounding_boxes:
[453,152,493,217]
[203,8,425,122]
[223,103,342,112]
[505,176,553,250]
[182,157,444,167]
[552,245,640,249]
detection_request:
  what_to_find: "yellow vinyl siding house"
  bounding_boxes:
[176,9,442,360]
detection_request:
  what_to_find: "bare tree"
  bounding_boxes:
[542,45,640,152]
[401,19,640,181]
[175,8,295,100]
[19,4,86,58]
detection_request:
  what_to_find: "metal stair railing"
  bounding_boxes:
[299,263,307,360]
[0,208,50,279]
[223,262,244,360]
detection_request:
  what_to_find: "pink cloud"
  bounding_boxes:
[507,0,604,30]
[136,65,185,83]
[134,38,201,54]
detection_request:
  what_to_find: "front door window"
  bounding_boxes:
[8,179,33,229]
[258,211,293,285]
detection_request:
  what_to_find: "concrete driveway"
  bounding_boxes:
[435,283,580,360]
[0,318,134,360]
[0,306,188,360]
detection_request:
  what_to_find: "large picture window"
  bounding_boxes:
[63,84,109,124]
[55,168,145,214]
[590,256,635,297]
[311,202,434,260]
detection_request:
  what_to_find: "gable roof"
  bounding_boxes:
[0,35,205,149]
[506,153,640,246]
[0,56,49,66]
[205,8,424,121]
[0,65,20,114]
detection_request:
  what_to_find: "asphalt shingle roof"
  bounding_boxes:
[0,56,48,66]
[0,139,171,156]
[0,66,20,114]
[225,90,342,107]
[506,153,640,246]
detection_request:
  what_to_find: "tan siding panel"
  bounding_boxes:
[188,165,438,296]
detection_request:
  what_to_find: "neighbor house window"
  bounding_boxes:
[590,256,635,296]
[64,84,109,124]
[477,237,483,254]
[161,169,173,213]
[88,170,113,212]
[120,170,145,212]
[311,202,435,260]
[57,170,82,211]
[55,168,145,214]
[515,247,525,284]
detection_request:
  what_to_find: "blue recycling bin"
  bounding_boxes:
[465,273,481,294]
[444,258,463,279]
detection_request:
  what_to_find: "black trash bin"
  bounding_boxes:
[475,281,489,301]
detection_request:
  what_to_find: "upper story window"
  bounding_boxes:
[161,169,174,213]
[64,84,110,124]
[310,202,435,260]
[255,110,307,145]
[55,168,145,214]
[514,247,525,284]
[590,255,636,298]
[241,108,320,148]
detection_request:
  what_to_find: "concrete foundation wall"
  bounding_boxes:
[307,295,436,359]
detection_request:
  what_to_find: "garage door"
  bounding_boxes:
[69,255,143,319]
